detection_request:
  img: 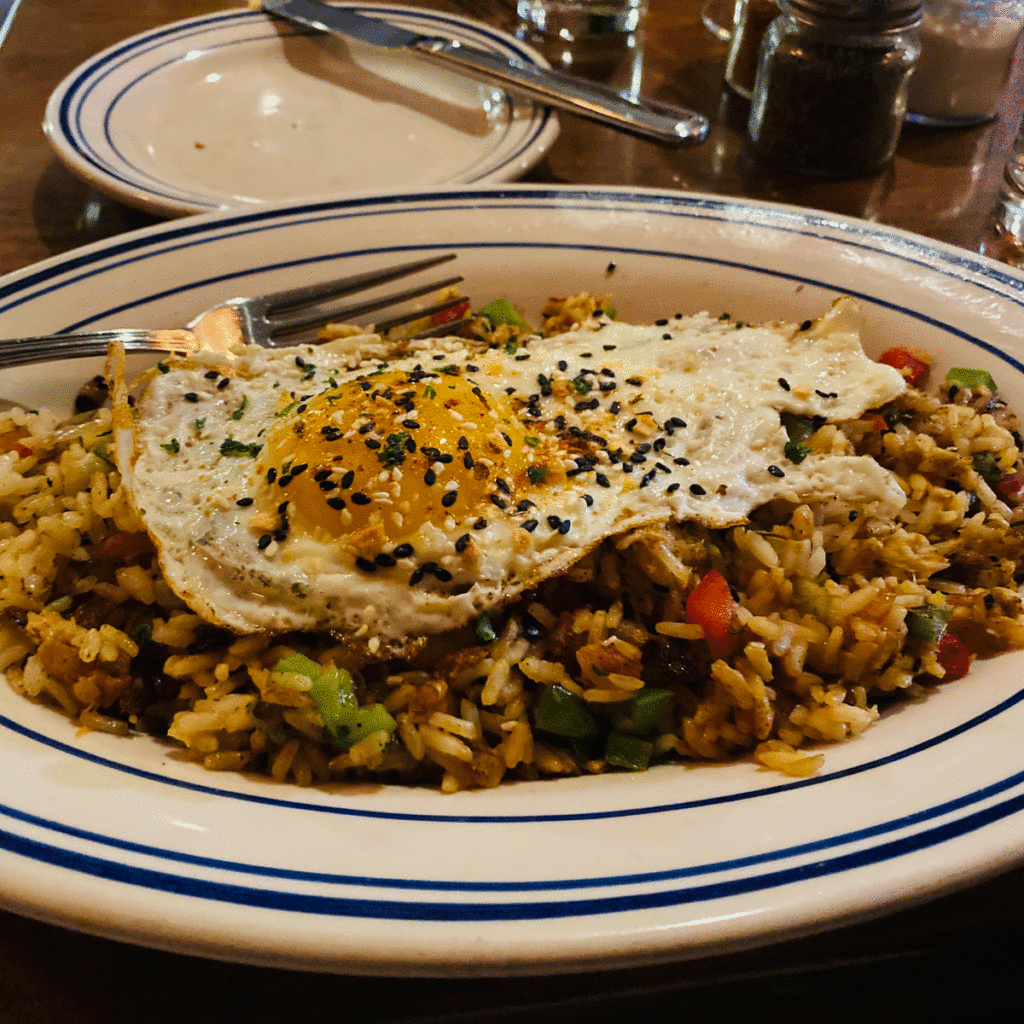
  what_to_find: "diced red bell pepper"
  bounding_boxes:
[997,473,1024,498]
[878,347,929,387]
[685,568,736,659]
[432,299,471,326]
[937,632,970,681]
[864,414,888,433]
[92,530,151,562]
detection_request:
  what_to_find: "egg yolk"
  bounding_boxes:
[260,368,535,544]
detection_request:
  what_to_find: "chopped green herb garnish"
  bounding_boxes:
[231,395,248,420]
[290,582,307,599]
[219,438,262,458]
[275,399,299,418]
[424,385,437,399]
[503,340,518,355]
[525,436,540,447]
[132,623,153,647]
[475,612,497,643]
[527,465,548,484]
[157,361,170,374]
[160,438,180,455]
[193,418,206,435]
[377,431,410,468]
[781,412,814,444]
[784,440,812,464]
[622,688,674,734]
[570,374,592,394]
[972,450,1003,487]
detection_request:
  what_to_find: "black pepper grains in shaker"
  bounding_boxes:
[747,0,922,178]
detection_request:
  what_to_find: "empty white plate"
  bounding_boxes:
[43,3,559,217]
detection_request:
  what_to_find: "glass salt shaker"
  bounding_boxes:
[906,1,1024,126]
[725,0,782,99]
[746,0,923,178]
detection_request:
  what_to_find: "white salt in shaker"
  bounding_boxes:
[906,0,1023,126]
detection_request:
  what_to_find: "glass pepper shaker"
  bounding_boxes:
[746,0,923,178]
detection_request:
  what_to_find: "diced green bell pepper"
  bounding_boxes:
[476,298,534,334]
[906,604,952,643]
[534,684,597,738]
[621,688,673,734]
[946,367,997,393]
[604,733,653,771]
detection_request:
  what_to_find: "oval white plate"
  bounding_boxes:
[42,4,559,217]
[2,186,1024,975]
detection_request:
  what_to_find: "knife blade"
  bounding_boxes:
[0,0,21,50]
[259,0,709,146]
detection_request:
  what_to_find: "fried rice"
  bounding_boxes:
[2,293,1023,791]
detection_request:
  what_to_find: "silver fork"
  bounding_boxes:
[0,253,467,370]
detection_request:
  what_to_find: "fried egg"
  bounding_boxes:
[112,297,906,655]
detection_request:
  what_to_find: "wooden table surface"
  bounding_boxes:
[1,0,1023,1018]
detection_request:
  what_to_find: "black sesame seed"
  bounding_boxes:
[319,479,338,491]
[341,470,355,489]
[603,344,616,351]
[278,475,292,487]
[778,377,791,391]
[495,478,511,495]
[441,490,458,507]
[558,360,568,371]
[374,553,397,568]
[424,468,436,486]
[609,402,621,415]
[365,438,381,450]
[768,465,785,478]
[673,457,690,466]
[356,556,377,573]
[669,417,686,429]
[458,436,469,450]
[621,463,634,474]
[489,494,508,509]
[662,334,672,341]
[625,417,637,431]
[455,534,471,552]
[626,377,643,386]
[314,469,331,482]
[653,438,666,451]
[296,404,307,415]
[409,568,425,586]
[558,519,571,535]
[204,370,219,380]
[266,468,278,484]
[466,364,479,373]
[217,377,231,390]
[326,497,346,510]
[522,519,539,532]
[291,463,308,476]
[582,494,594,506]
[690,484,706,495]
[351,492,371,505]
[629,452,647,464]
[184,392,199,403]
[800,319,812,331]
[235,496,254,507]
[473,518,488,530]
[501,433,513,447]
[636,442,652,454]
[640,470,656,487]
[463,453,474,470]
[393,543,414,558]
[849,510,859,522]
[402,419,420,429]
[596,473,610,487]
[547,515,562,530]
[257,534,272,550]
[667,483,680,494]
[433,567,453,582]
[358,422,375,434]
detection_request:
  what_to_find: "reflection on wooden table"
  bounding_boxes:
[0,0,1022,1019]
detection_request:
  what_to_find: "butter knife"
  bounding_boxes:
[260,0,709,146]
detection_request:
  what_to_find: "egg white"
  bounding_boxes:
[112,297,906,655]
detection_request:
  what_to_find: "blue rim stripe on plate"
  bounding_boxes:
[6,189,1024,317]
[1,757,1023,895]
[53,6,556,208]
[3,784,1024,919]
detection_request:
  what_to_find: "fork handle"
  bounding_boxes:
[0,330,195,370]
